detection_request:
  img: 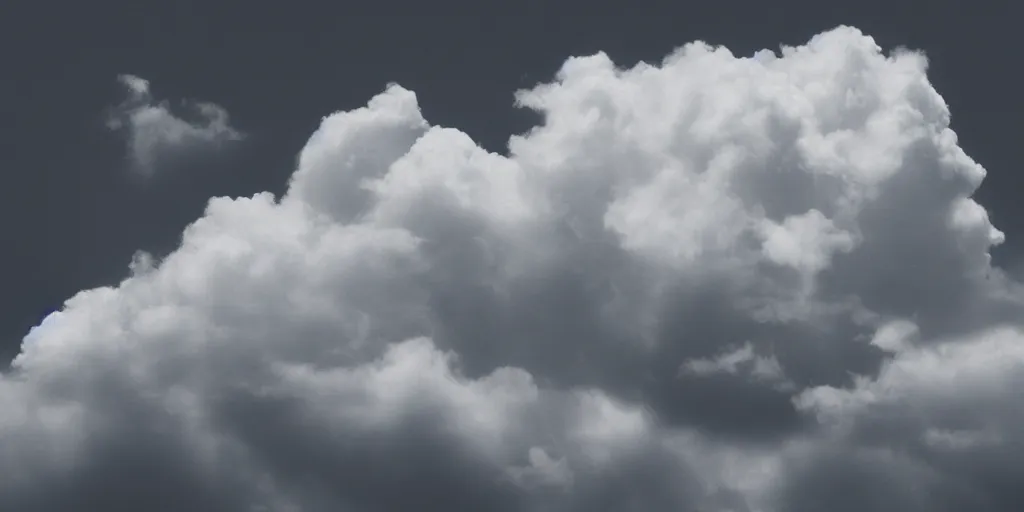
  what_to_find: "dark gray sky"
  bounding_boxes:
[2,3,1024,511]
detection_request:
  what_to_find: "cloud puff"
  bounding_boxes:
[4,25,1024,511]
[106,74,244,176]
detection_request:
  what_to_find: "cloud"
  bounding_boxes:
[4,25,1024,511]
[781,326,1024,511]
[106,74,244,176]
[680,342,796,393]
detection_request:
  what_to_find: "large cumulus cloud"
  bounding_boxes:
[4,25,1023,511]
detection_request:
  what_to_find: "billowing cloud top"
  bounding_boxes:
[107,74,244,176]
[5,26,1023,511]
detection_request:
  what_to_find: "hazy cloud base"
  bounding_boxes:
[4,26,1023,511]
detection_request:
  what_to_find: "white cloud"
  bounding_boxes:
[107,74,244,176]
[4,25,1024,511]
[680,342,795,392]
[869,318,920,353]
[784,326,1024,511]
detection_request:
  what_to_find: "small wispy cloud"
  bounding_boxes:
[680,342,796,391]
[106,74,243,176]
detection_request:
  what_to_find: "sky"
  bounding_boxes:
[2,2,1024,511]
